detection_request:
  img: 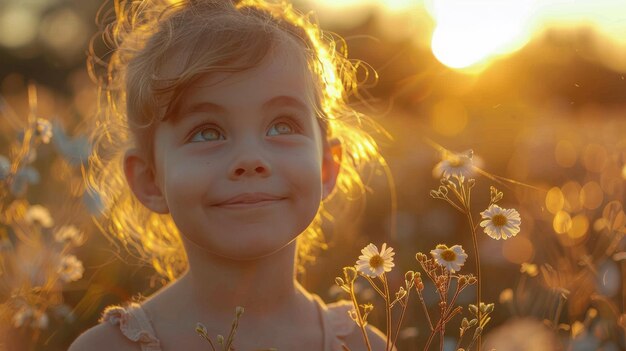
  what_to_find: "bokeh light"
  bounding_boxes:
[561,181,582,212]
[567,214,589,239]
[545,187,564,214]
[39,8,88,59]
[553,210,572,234]
[502,235,534,264]
[0,5,39,49]
[580,181,603,210]
[582,143,607,173]
[554,140,577,168]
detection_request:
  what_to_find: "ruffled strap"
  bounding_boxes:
[101,303,162,351]
[312,295,356,351]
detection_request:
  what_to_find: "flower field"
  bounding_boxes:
[1,1,625,350]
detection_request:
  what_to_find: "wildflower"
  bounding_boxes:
[51,121,91,166]
[355,243,395,277]
[480,204,521,240]
[57,255,84,282]
[430,244,468,272]
[0,154,9,180]
[24,204,54,228]
[9,166,39,196]
[235,306,244,318]
[520,262,538,277]
[434,150,474,179]
[13,305,33,328]
[53,225,84,245]
[35,118,53,144]
[32,311,49,329]
[499,288,514,304]
[195,322,208,337]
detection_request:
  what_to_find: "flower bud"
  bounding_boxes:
[361,303,374,314]
[217,335,224,344]
[396,287,407,300]
[343,267,357,283]
[438,186,448,196]
[235,306,244,318]
[415,253,427,262]
[458,276,467,285]
[348,309,358,322]
[195,322,208,336]
[335,277,345,287]
[405,270,415,282]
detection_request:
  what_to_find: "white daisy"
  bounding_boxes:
[53,225,84,245]
[434,150,474,179]
[430,244,468,272]
[24,204,54,228]
[57,255,84,282]
[32,311,49,329]
[24,205,54,228]
[480,204,521,240]
[355,243,395,277]
[36,118,53,144]
[13,305,33,328]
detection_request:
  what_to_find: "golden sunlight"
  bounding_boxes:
[427,0,626,72]
[429,0,534,71]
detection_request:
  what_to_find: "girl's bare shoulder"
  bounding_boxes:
[68,321,140,351]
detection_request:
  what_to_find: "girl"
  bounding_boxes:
[71,0,389,349]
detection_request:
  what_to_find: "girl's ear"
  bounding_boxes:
[322,138,342,200]
[124,149,170,214]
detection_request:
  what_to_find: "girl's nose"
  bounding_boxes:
[229,154,272,179]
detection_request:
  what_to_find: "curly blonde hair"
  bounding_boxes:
[86,0,387,281]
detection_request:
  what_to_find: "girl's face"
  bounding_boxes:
[146,42,335,260]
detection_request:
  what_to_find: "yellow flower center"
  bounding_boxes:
[440,249,456,262]
[369,255,384,269]
[492,214,508,227]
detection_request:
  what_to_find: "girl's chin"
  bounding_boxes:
[185,236,299,261]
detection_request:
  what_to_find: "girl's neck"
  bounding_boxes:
[179,239,305,320]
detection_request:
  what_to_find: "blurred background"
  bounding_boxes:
[1,0,625,350]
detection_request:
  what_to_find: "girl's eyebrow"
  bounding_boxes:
[169,102,226,125]
[170,95,310,125]
[262,95,311,114]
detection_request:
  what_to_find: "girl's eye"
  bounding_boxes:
[267,121,296,136]
[189,126,225,142]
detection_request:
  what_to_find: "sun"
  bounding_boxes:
[429,0,534,72]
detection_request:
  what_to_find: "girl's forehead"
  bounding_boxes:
[159,38,319,121]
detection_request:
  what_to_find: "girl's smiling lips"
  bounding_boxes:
[213,192,286,208]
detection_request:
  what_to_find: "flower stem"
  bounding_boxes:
[391,288,411,349]
[417,289,434,331]
[462,184,482,351]
[363,275,386,298]
[349,280,372,351]
[382,274,392,351]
